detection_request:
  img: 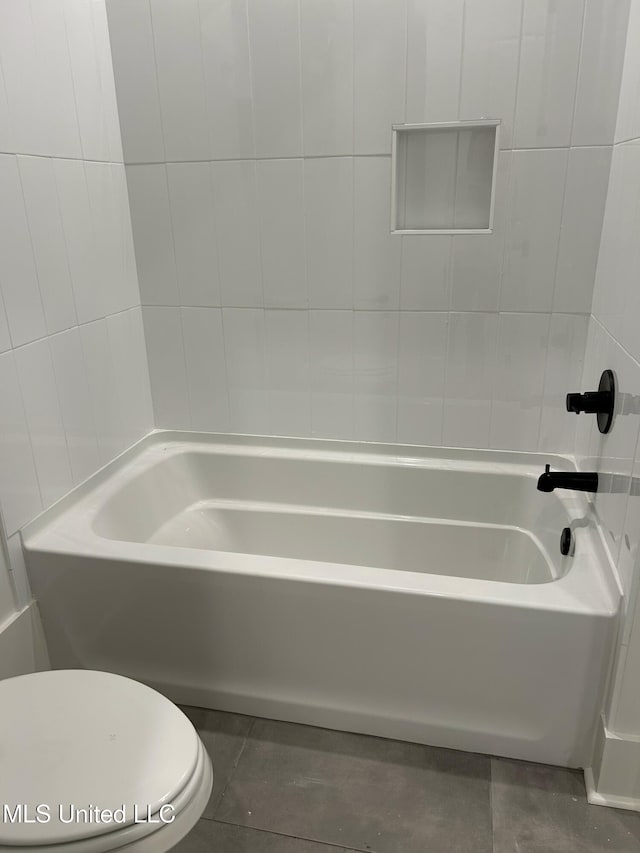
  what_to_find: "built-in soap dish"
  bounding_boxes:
[391,120,500,235]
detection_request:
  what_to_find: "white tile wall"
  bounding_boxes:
[459,0,522,149]
[265,311,311,437]
[397,313,447,446]
[616,0,640,144]
[304,158,354,310]
[490,313,549,451]
[405,0,464,125]
[211,161,263,308]
[574,0,640,743]
[300,0,354,157]
[500,149,568,312]
[513,0,584,149]
[181,307,229,432]
[256,160,307,308]
[248,0,303,159]
[353,0,406,155]
[572,0,631,147]
[443,312,498,449]
[112,0,631,456]
[18,155,77,335]
[0,0,151,632]
[166,163,221,307]
[309,310,353,440]
[353,157,401,309]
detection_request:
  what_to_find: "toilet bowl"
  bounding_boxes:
[0,670,213,853]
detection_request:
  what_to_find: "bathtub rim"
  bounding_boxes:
[21,430,621,619]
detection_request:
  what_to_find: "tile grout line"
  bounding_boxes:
[209,816,363,853]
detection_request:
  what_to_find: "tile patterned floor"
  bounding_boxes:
[174,707,640,853]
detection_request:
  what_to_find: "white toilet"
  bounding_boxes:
[0,670,213,853]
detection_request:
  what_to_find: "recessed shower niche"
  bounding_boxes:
[391,120,500,234]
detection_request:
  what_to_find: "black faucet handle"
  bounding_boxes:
[565,369,615,435]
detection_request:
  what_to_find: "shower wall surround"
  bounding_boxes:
[107,0,629,452]
[576,0,640,806]
[0,0,152,622]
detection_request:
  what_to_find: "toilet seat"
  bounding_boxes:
[0,670,213,853]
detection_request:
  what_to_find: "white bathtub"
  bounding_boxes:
[22,432,621,767]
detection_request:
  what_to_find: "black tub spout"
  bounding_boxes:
[537,464,598,493]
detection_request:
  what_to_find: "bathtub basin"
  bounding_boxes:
[22,432,620,767]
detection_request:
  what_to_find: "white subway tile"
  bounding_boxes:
[304,158,353,309]
[539,313,588,454]
[572,0,631,146]
[354,157,401,309]
[514,0,584,148]
[354,0,406,154]
[222,308,269,434]
[79,318,125,462]
[53,159,104,324]
[616,0,640,143]
[592,141,640,360]
[181,307,229,431]
[85,162,134,315]
[30,0,82,158]
[451,150,511,312]
[167,163,221,307]
[150,0,211,161]
[211,161,263,308]
[353,311,398,442]
[0,0,42,155]
[111,164,140,312]
[490,313,550,451]
[309,310,353,439]
[142,306,191,429]
[400,237,451,311]
[142,307,190,430]
[0,352,42,535]
[198,0,254,159]
[14,339,73,508]
[91,0,123,163]
[406,0,464,124]
[554,146,611,314]
[443,312,498,448]
[106,309,153,444]
[248,0,303,158]
[590,328,640,571]
[17,155,77,335]
[126,164,179,305]
[500,149,567,312]
[397,312,447,446]
[265,310,311,437]
[105,0,165,163]
[64,0,108,161]
[256,159,307,308]
[459,0,522,148]
[0,41,15,153]
[0,154,46,347]
[300,0,354,156]
[0,294,10,354]
[48,327,100,485]
[573,316,603,470]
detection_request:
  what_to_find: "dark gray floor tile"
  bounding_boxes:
[215,718,492,853]
[172,819,348,853]
[181,705,254,818]
[492,757,640,852]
